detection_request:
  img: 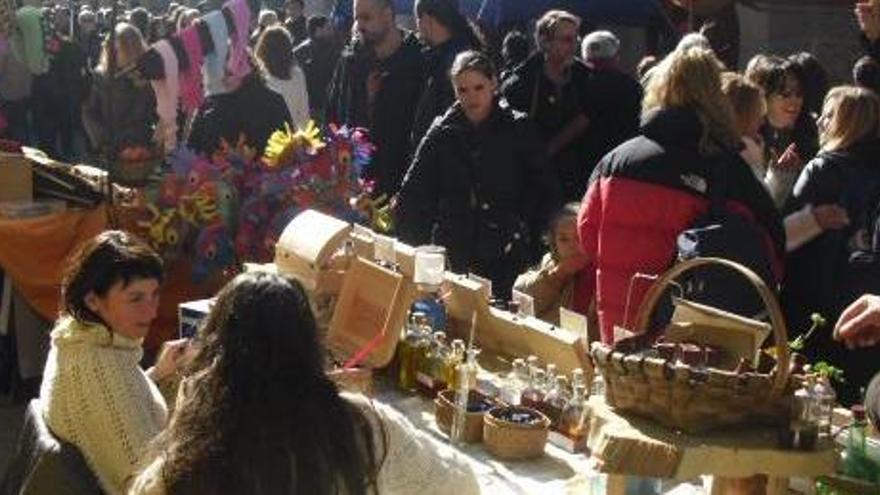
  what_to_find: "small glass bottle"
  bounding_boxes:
[444,339,466,390]
[571,368,586,391]
[841,405,879,483]
[545,364,558,389]
[397,312,429,392]
[811,375,836,441]
[782,383,818,451]
[521,369,547,410]
[557,384,589,452]
[450,348,480,445]
[543,375,572,428]
[501,358,528,405]
[526,355,540,377]
[416,331,446,397]
[591,367,606,398]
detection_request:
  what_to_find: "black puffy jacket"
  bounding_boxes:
[396,99,560,298]
[783,138,880,404]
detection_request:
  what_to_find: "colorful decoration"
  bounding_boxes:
[137,122,375,282]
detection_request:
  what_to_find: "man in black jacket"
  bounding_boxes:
[501,9,595,202]
[293,15,340,118]
[326,0,424,198]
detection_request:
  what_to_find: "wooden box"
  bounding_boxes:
[326,256,416,369]
[275,209,352,292]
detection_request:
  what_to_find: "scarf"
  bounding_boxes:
[150,40,179,153]
[225,0,252,83]
[11,6,48,75]
[179,25,204,113]
[202,10,229,96]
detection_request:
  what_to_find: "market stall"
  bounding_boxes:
[241,208,873,494]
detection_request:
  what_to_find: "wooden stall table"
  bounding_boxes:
[586,396,838,495]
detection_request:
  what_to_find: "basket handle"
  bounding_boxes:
[633,257,791,398]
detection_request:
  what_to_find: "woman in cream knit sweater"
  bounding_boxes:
[38,231,189,495]
[130,271,479,495]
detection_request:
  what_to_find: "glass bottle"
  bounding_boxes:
[424,331,449,397]
[500,358,528,405]
[526,355,540,377]
[521,368,547,410]
[444,339,465,390]
[545,364,558,390]
[416,331,440,397]
[571,368,586,391]
[591,367,606,398]
[450,348,480,445]
[397,312,429,392]
[557,384,589,453]
[543,375,572,428]
[811,375,836,441]
[841,405,879,483]
[782,383,818,451]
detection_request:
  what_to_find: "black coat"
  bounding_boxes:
[582,65,642,170]
[782,138,880,404]
[410,36,474,147]
[293,37,341,117]
[326,31,425,197]
[187,74,291,155]
[396,100,560,298]
[81,72,157,155]
[501,53,595,202]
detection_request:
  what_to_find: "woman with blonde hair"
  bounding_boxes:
[575,47,784,342]
[782,86,880,403]
[81,22,157,157]
[721,72,767,173]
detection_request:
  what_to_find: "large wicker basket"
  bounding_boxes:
[591,257,794,433]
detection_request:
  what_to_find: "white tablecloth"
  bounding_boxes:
[373,386,705,495]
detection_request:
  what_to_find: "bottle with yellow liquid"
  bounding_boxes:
[444,339,466,390]
[397,312,430,392]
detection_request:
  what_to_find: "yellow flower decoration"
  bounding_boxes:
[264,121,325,168]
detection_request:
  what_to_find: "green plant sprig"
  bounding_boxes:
[790,313,827,352]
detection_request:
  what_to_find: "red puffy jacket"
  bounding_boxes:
[575,107,785,343]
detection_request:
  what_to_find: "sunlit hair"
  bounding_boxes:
[450,49,496,81]
[142,271,385,495]
[819,85,880,152]
[642,47,740,153]
[535,9,580,51]
[721,72,766,138]
[96,22,147,73]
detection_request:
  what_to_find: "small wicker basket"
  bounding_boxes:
[434,389,495,443]
[591,257,794,433]
[483,406,550,459]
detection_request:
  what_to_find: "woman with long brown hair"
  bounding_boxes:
[782,85,880,404]
[130,271,478,495]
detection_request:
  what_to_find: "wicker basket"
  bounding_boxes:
[483,406,550,459]
[591,257,794,433]
[434,389,495,443]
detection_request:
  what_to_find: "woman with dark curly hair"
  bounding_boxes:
[130,271,478,495]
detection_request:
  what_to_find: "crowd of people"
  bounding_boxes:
[4,0,880,492]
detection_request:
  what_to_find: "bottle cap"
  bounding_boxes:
[852,404,866,422]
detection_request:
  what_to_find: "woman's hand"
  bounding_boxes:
[773,143,803,172]
[812,204,850,230]
[835,294,880,349]
[147,338,194,382]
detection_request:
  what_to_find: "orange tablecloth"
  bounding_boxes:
[0,206,225,351]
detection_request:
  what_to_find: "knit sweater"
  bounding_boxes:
[39,317,168,495]
[128,392,479,495]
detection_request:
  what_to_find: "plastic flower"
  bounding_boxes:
[264,121,325,168]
